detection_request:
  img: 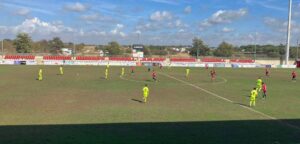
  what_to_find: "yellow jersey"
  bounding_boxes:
[143,87,149,94]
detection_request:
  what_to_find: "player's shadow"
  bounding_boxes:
[100,77,107,80]
[131,99,144,103]
[234,102,249,107]
[1,119,300,144]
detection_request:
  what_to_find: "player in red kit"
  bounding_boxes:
[159,64,163,70]
[152,70,157,82]
[205,64,208,69]
[262,82,267,99]
[131,66,135,74]
[210,68,216,81]
[292,71,297,81]
[265,68,270,77]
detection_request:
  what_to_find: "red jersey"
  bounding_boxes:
[210,70,216,76]
[262,84,267,92]
[292,71,296,77]
[152,72,156,77]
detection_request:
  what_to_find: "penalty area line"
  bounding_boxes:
[159,72,300,131]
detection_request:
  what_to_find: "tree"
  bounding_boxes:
[125,48,132,54]
[49,37,64,54]
[190,38,210,56]
[213,41,234,57]
[278,44,285,64]
[13,33,32,53]
[106,41,122,55]
[3,39,16,54]
[32,40,49,53]
[143,46,151,56]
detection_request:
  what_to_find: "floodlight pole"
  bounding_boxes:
[1,39,3,57]
[297,39,299,60]
[73,43,76,57]
[254,32,257,61]
[286,0,292,65]
[138,33,140,44]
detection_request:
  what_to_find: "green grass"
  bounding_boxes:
[0,65,299,144]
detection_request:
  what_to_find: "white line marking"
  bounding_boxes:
[185,76,228,86]
[160,72,300,131]
[120,73,228,86]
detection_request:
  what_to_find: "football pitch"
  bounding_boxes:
[0,65,299,144]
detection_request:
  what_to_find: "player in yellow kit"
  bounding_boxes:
[105,68,109,79]
[37,68,43,81]
[59,65,64,75]
[143,84,149,103]
[186,68,190,78]
[121,67,125,77]
[250,88,258,107]
[256,77,263,92]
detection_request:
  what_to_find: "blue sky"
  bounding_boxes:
[0,0,299,46]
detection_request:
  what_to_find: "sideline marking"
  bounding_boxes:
[185,76,228,86]
[160,72,300,131]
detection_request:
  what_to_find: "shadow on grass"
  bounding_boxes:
[234,102,249,107]
[0,119,300,144]
[131,99,144,103]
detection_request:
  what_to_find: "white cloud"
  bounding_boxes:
[184,6,192,14]
[2,1,55,15]
[119,32,126,37]
[0,17,73,35]
[91,31,106,36]
[15,8,30,16]
[263,17,300,34]
[178,29,185,32]
[116,24,124,29]
[200,8,248,29]
[0,26,8,34]
[136,18,187,32]
[149,0,179,5]
[263,17,284,31]
[175,20,183,27]
[110,24,126,37]
[80,13,118,24]
[150,11,173,21]
[221,27,234,33]
[80,13,100,21]
[64,2,89,12]
[245,0,286,11]
[135,30,142,34]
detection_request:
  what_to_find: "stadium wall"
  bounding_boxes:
[0,56,297,68]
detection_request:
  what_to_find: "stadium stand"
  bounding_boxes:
[201,58,225,63]
[109,57,134,61]
[230,59,255,63]
[4,55,35,60]
[170,58,196,62]
[43,56,72,60]
[76,56,105,60]
[141,58,166,62]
